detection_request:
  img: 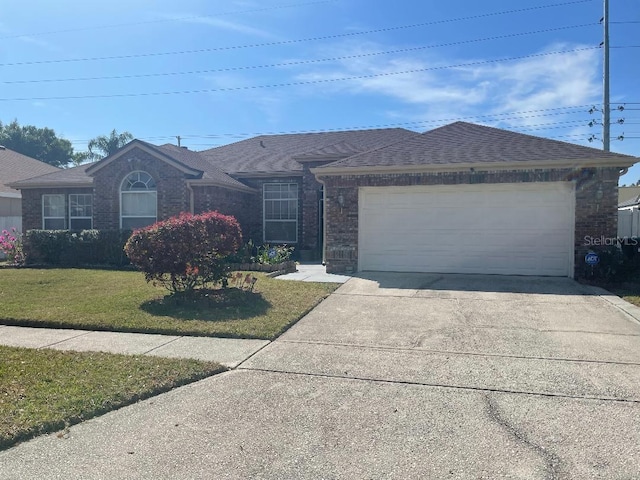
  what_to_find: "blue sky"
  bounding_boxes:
[1,0,638,181]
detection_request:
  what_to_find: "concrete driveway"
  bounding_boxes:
[2,274,640,479]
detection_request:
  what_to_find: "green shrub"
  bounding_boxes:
[124,211,242,294]
[253,244,294,265]
[23,230,132,267]
[224,239,256,264]
[580,242,640,282]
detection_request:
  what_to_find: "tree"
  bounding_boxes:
[87,129,133,161]
[0,120,74,167]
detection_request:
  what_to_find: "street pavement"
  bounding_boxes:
[1,273,639,479]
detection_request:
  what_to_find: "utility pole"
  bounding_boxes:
[176,135,182,147]
[602,0,610,151]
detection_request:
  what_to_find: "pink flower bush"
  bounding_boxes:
[0,227,24,265]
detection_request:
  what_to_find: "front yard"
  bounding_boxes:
[0,268,338,339]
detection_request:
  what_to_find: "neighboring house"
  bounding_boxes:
[618,185,640,204]
[0,145,60,232]
[9,122,637,278]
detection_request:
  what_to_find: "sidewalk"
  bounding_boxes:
[0,325,268,367]
[276,263,351,283]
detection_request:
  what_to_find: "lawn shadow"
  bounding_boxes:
[140,288,271,322]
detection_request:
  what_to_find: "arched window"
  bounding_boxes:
[120,171,157,229]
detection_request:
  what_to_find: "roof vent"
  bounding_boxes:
[259,140,266,148]
[181,146,188,149]
[0,145,6,150]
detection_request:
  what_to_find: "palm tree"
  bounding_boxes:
[87,129,133,161]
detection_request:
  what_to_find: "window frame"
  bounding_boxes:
[120,171,157,230]
[263,182,298,243]
[42,194,66,230]
[69,193,93,230]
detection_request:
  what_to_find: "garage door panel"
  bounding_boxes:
[358,183,574,276]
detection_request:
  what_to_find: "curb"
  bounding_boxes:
[586,285,640,326]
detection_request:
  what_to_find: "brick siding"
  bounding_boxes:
[93,147,189,230]
[21,187,94,231]
[192,186,257,241]
[316,167,622,277]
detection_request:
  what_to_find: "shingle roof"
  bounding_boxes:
[10,141,254,192]
[619,196,640,208]
[199,128,419,175]
[318,122,637,170]
[155,144,252,191]
[0,147,61,195]
[8,162,95,188]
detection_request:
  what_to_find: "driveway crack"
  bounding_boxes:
[485,393,561,479]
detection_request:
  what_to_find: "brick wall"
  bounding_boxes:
[317,167,622,277]
[93,147,189,230]
[21,187,94,230]
[192,186,257,241]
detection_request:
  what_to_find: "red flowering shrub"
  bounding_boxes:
[124,211,242,293]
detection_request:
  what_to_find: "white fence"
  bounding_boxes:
[619,209,640,238]
[0,216,21,234]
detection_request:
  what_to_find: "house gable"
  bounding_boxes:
[91,146,192,230]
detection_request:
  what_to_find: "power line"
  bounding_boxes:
[0,1,598,67]
[64,106,601,143]
[0,0,336,40]
[0,25,599,84]
[0,47,602,102]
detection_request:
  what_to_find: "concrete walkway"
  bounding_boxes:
[0,325,268,367]
[276,263,351,283]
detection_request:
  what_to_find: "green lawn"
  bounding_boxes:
[0,345,225,450]
[0,268,338,339]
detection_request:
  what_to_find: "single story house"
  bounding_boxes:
[10,122,637,278]
[0,145,60,232]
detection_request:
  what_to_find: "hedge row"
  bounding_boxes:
[23,230,132,267]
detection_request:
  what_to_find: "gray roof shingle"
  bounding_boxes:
[199,128,419,175]
[619,196,640,208]
[8,162,95,188]
[318,122,637,170]
[0,147,61,194]
[155,143,252,190]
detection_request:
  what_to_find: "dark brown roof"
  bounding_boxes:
[199,128,419,175]
[155,144,252,191]
[319,122,637,170]
[0,147,60,195]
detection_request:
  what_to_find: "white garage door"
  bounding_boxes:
[358,183,574,276]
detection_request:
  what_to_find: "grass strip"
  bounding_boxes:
[0,345,225,450]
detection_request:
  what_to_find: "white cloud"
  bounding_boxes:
[293,41,601,131]
[156,13,278,39]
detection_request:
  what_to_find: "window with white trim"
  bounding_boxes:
[263,183,298,243]
[120,171,157,230]
[69,194,93,230]
[42,194,66,229]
